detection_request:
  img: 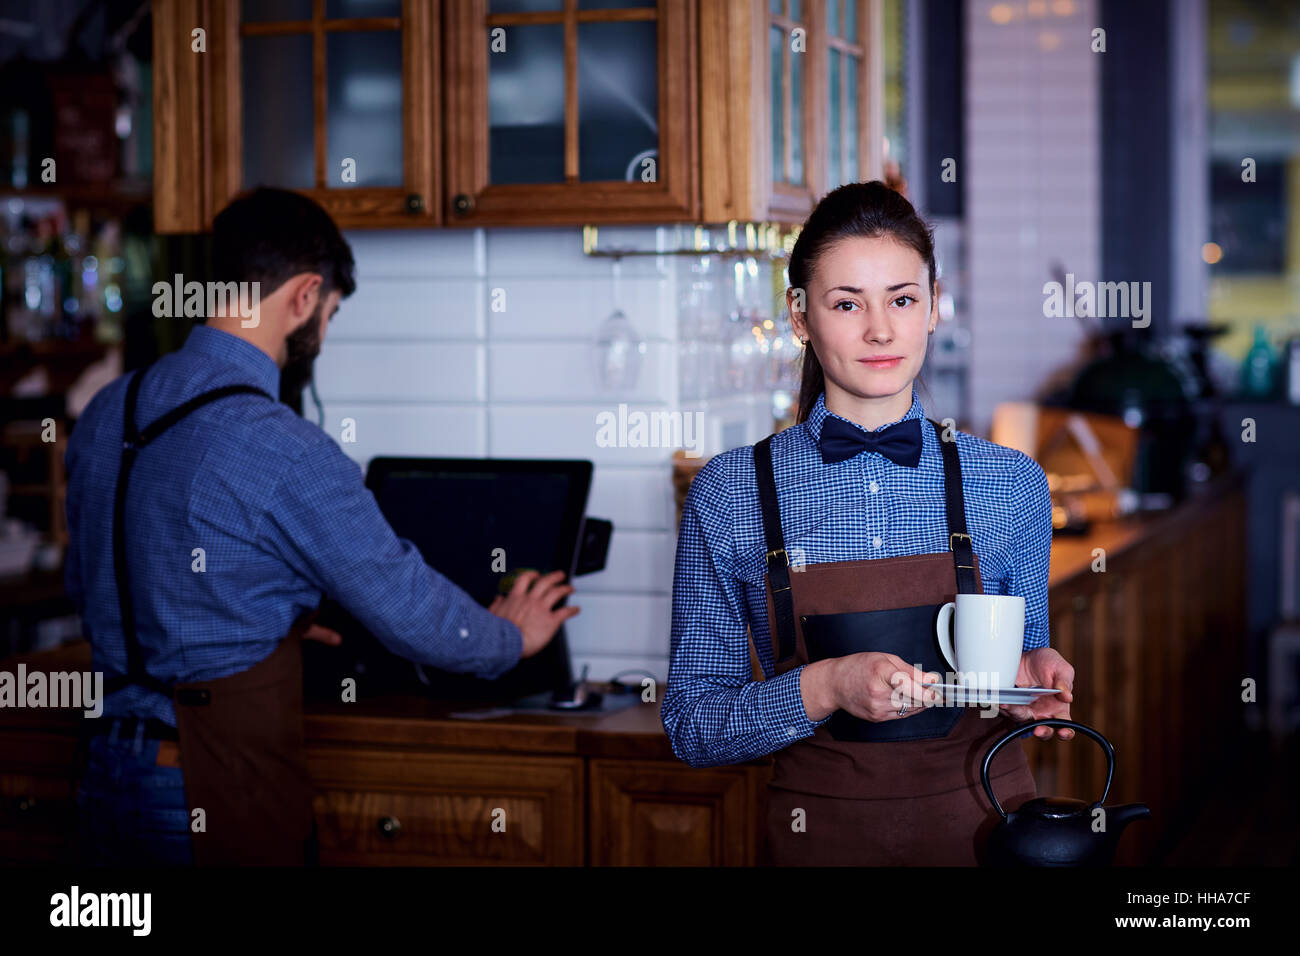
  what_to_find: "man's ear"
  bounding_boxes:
[284,273,324,328]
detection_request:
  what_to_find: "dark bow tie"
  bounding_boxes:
[819,415,922,467]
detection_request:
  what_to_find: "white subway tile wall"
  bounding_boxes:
[315,227,785,686]
[965,0,1100,433]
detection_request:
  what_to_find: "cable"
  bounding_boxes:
[309,376,324,428]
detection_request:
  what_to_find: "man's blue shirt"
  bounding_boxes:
[65,323,522,726]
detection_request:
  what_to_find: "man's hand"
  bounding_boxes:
[999,647,1075,739]
[488,569,580,658]
[304,623,342,645]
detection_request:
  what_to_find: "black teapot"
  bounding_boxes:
[981,719,1150,867]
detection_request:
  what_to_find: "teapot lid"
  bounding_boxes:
[1021,796,1091,819]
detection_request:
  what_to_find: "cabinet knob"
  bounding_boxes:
[452,193,474,216]
[377,815,402,839]
[17,796,36,813]
[1072,594,1089,612]
[405,193,424,214]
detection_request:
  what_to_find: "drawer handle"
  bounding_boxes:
[377,815,402,839]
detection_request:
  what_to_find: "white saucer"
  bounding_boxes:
[921,683,1063,706]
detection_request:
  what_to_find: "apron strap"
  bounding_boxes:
[753,435,796,663]
[751,416,983,666]
[929,418,980,594]
[106,364,275,697]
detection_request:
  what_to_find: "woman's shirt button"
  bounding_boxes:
[869,480,879,494]
[872,535,883,549]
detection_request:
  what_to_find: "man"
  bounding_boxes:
[65,187,578,865]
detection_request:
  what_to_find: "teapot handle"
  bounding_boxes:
[981,719,1115,819]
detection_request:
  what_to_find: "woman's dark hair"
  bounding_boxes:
[787,180,936,423]
[211,186,356,300]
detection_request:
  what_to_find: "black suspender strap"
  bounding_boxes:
[106,365,275,696]
[750,419,981,669]
[753,435,796,663]
[929,418,980,595]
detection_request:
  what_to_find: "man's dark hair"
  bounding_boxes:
[211,186,356,299]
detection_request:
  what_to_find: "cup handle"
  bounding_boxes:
[935,602,958,675]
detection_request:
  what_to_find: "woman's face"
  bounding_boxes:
[789,235,936,406]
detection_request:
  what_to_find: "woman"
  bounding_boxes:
[663,181,1076,866]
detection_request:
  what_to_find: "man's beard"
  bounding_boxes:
[282,303,324,398]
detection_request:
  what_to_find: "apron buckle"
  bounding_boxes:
[176,687,211,706]
[949,533,975,570]
[766,548,792,591]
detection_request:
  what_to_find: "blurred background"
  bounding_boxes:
[0,0,1296,866]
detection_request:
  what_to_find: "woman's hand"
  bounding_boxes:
[820,652,943,724]
[999,647,1075,739]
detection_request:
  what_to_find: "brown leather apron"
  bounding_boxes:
[105,364,316,866]
[755,419,1037,866]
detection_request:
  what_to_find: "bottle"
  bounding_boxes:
[1285,335,1300,406]
[1240,324,1277,399]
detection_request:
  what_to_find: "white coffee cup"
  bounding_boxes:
[934,594,1026,690]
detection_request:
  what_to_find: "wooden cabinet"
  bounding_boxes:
[1029,482,1248,866]
[589,759,765,865]
[443,0,697,225]
[0,725,80,864]
[699,0,884,222]
[153,0,884,230]
[309,746,584,865]
[154,0,437,231]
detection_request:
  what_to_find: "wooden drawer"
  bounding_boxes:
[589,758,764,866]
[0,730,80,864]
[307,746,584,866]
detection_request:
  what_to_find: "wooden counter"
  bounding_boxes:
[0,478,1247,866]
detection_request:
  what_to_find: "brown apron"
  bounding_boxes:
[754,419,1037,866]
[105,364,316,866]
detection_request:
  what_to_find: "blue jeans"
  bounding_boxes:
[76,719,194,866]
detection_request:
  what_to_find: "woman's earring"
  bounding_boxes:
[800,337,808,346]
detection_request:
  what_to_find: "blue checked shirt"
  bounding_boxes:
[663,390,1052,769]
[64,323,522,726]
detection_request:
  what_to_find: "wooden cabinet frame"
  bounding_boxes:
[153,0,438,231]
[442,0,698,226]
[700,0,884,224]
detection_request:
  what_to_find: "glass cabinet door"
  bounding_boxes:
[825,0,866,191]
[445,0,695,224]
[229,0,434,225]
[766,0,818,218]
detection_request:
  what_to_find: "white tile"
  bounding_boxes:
[487,275,674,341]
[330,278,484,340]
[315,342,484,401]
[344,229,483,278]
[576,529,673,592]
[321,404,487,466]
[586,466,675,531]
[564,594,670,658]
[486,227,668,278]
[489,405,701,464]
[488,342,674,403]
